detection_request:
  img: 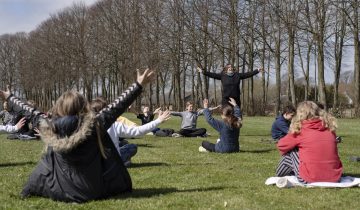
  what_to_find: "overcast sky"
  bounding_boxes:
[0,0,98,34]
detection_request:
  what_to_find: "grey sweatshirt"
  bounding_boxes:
[170,110,203,129]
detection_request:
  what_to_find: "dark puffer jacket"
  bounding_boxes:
[7,83,142,203]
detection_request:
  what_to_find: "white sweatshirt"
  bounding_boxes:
[0,124,18,133]
[107,119,162,153]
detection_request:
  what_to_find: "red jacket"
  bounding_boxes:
[277,119,343,183]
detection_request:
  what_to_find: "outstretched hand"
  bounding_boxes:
[196,66,203,73]
[154,107,161,114]
[136,68,156,86]
[208,104,221,111]
[15,117,26,130]
[258,67,265,73]
[157,110,171,123]
[228,98,237,107]
[203,98,209,108]
[0,85,11,100]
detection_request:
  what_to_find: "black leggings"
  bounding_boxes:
[202,141,215,152]
[179,128,206,137]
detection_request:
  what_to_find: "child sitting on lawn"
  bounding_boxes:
[90,97,171,166]
[170,101,213,137]
[199,98,241,153]
[271,104,296,142]
[276,101,343,183]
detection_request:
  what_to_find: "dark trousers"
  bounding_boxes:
[179,128,206,137]
[202,141,215,152]
[155,129,174,137]
[119,144,137,163]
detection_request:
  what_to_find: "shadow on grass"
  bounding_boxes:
[136,143,155,148]
[0,161,36,167]
[118,186,225,198]
[343,173,360,177]
[174,162,215,166]
[128,162,169,168]
[240,148,275,153]
[241,134,271,137]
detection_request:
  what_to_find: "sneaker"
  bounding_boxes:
[146,132,154,135]
[198,146,209,153]
[336,136,342,143]
[18,134,37,140]
[202,133,211,137]
[171,133,182,138]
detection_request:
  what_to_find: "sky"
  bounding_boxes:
[0,0,98,34]
[0,0,355,84]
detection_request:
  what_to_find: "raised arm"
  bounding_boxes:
[170,111,183,117]
[202,99,223,132]
[197,66,221,80]
[113,110,171,138]
[97,68,155,130]
[228,98,241,118]
[0,86,43,120]
[238,68,264,79]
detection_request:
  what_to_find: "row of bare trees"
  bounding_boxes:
[0,0,359,116]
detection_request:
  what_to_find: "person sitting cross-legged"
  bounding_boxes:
[170,101,219,138]
[199,98,242,153]
[90,97,171,166]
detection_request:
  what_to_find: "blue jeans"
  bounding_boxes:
[119,144,138,163]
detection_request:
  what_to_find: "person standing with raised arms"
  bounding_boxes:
[197,64,264,109]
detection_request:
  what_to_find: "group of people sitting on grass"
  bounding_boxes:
[0,100,40,140]
[0,64,352,203]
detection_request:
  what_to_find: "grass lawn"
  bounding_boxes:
[1,114,360,209]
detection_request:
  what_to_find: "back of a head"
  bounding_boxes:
[90,97,108,113]
[289,101,337,133]
[51,91,89,117]
[295,101,320,121]
[222,105,241,128]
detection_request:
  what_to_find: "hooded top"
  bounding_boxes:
[277,119,343,183]
[271,115,290,140]
[8,82,142,203]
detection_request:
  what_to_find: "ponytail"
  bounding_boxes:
[222,105,241,128]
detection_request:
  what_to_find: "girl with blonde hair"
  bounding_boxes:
[276,101,342,183]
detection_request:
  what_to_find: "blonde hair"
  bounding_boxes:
[289,101,337,134]
[51,91,90,117]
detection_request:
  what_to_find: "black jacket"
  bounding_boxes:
[7,82,142,203]
[203,70,259,106]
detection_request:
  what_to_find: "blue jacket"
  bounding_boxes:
[203,106,241,153]
[271,115,290,140]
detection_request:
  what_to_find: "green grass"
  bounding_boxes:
[1,114,360,209]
